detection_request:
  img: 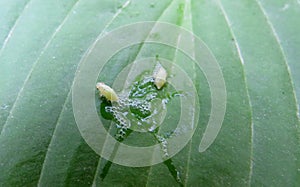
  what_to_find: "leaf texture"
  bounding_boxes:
[0,0,299,186]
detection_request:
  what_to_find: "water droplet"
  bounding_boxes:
[281,3,290,11]
[0,104,8,110]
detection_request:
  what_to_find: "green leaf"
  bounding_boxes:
[0,0,299,186]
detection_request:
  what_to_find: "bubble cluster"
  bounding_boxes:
[105,93,157,134]
[99,74,183,157]
[154,134,169,158]
[104,104,130,140]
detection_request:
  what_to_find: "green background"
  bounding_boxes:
[0,0,299,186]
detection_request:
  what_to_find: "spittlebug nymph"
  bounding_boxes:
[96,82,119,102]
[153,62,167,89]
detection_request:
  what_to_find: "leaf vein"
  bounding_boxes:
[0,0,81,136]
[37,0,134,185]
[216,0,254,185]
[254,0,300,121]
[183,0,195,186]
[0,0,32,56]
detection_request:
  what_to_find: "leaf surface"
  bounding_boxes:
[0,0,299,186]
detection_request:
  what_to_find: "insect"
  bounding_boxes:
[153,62,167,89]
[96,82,119,102]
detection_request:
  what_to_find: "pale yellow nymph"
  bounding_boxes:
[153,63,167,89]
[96,82,119,102]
